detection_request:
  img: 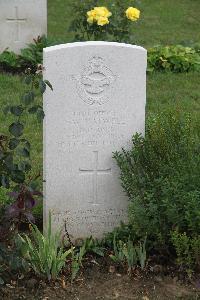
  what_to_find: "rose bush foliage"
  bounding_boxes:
[69,0,141,43]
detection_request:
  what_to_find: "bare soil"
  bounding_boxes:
[1,260,200,300]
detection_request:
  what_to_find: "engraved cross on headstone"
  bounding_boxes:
[6,6,27,42]
[79,151,112,205]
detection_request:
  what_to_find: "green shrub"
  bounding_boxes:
[69,0,140,43]
[104,222,137,247]
[171,231,200,276]
[1,41,200,74]
[0,36,57,73]
[19,36,51,72]
[113,110,200,251]
[148,45,200,73]
[0,51,21,73]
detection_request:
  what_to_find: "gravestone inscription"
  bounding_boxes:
[0,0,47,54]
[43,41,147,241]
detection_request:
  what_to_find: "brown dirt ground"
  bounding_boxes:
[1,261,200,300]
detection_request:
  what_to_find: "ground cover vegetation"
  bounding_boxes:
[113,110,200,275]
[1,38,200,74]
[0,0,200,298]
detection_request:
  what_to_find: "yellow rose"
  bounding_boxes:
[87,17,94,24]
[94,7,112,18]
[87,7,111,25]
[97,16,109,26]
[126,7,140,21]
[87,9,97,24]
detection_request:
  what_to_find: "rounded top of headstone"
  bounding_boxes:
[43,41,147,54]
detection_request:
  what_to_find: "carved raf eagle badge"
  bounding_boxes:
[73,56,115,105]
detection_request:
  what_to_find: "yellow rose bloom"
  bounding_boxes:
[87,7,111,25]
[87,9,97,23]
[94,7,112,18]
[97,16,109,26]
[87,16,94,24]
[126,7,140,21]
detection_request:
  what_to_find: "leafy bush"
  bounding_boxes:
[148,45,200,73]
[69,0,141,43]
[19,214,72,281]
[0,51,21,73]
[171,231,200,276]
[104,222,138,247]
[0,36,55,73]
[113,110,200,252]
[1,39,200,75]
[19,36,52,72]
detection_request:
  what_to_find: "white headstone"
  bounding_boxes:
[43,42,147,242]
[0,0,47,54]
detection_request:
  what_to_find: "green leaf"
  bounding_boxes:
[4,153,14,170]
[20,139,31,151]
[11,170,25,183]
[22,91,35,105]
[93,247,104,257]
[39,80,46,94]
[18,161,31,172]
[0,174,10,188]
[20,147,30,158]
[9,138,20,150]
[37,109,45,122]
[10,105,24,116]
[44,80,53,91]
[28,106,39,114]
[24,75,32,85]
[34,80,39,89]
[29,180,39,191]
[9,122,24,137]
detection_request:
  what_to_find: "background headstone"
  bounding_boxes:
[0,0,47,54]
[43,41,147,241]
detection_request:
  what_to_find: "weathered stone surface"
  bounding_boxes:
[43,41,147,241]
[0,0,47,54]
